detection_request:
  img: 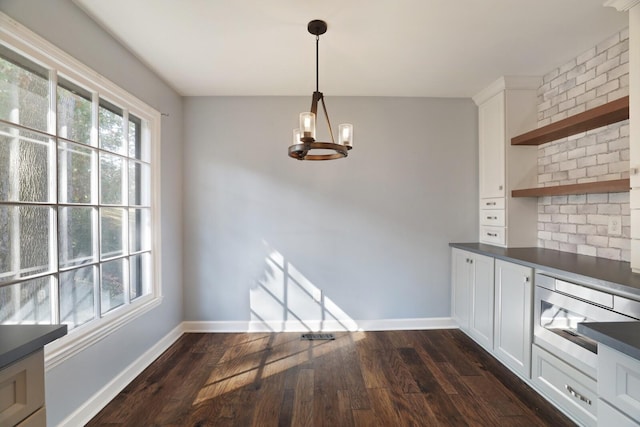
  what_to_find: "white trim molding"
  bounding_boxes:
[55,323,185,427]
[45,297,163,370]
[473,76,541,106]
[604,0,640,12]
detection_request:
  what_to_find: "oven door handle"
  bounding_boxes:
[565,384,592,405]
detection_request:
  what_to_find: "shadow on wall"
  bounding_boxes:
[250,241,358,332]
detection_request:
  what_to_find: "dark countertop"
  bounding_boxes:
[578,322,640,360]
[0,324,67,369]
[450,243,640,299]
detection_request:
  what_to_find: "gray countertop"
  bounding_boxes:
[0,324,67,369]
[450,243,640,299]
[578,322,640,360]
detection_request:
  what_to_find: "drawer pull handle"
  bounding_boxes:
[487,233,498,237]
[486,202,496,206]
[565,385,591,405]
[487,216,498,220]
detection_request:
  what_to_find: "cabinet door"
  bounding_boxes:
[0,350,44,427]
[469,253,495,351]
[451,249,471,331]
[494,259,533,378]
[479,92,505,199]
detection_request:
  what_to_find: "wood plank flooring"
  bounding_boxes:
[88,329,575,426]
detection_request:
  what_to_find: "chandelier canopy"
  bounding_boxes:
[288,20,353,161]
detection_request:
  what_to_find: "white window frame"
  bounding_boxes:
[0,12,162,370]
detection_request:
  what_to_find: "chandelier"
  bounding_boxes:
[288,20,353,161]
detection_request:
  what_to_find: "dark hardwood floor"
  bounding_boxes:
[88,329,575,426]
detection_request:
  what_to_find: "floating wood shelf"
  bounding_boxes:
[511,96,629,146]
[512,178,630,198]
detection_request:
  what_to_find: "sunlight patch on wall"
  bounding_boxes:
[249,242,358,332]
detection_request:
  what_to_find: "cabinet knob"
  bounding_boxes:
[499,185,503,190]
[524,276,530,283]
[487,216,497,220]
[486,202,496,206]
[487,232,498,237]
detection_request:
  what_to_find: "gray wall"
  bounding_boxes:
[183,96,477,324]
[0,0,184,424]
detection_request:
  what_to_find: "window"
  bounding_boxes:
[0,16,161,368]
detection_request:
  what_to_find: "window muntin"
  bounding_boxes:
[0,41,156,338]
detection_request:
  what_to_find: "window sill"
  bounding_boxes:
[44,295,163,370]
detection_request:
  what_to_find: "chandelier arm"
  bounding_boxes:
[310,91,320,116]
[320,96,336,144]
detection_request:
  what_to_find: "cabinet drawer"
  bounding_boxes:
[480,226,506,246]
[532,345,597,426]
[480,197,505,210]
[480,209,505,227]
[0,350,45,427]
[599,345,640,421]
[598,399,639,426]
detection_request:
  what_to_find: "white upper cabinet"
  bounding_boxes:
[479,92,506,199]
[473,76,540,248]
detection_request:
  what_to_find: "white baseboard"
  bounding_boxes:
[56,323,185,427]
[182,317,457,333]
[57,317,455,426]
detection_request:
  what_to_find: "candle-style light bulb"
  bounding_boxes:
[339,123,353,148]
[299,112,316,142]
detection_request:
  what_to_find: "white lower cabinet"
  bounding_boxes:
[599,399,639,426]
[493,259,533,378]
[532,345,597,426]
[598,345,640,424]
[451,248,472,331]
[0,349,45,427]
[468,254,495,351]
[449,247,640,426]
[451,248,494,351]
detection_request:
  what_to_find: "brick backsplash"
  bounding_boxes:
[536,29,630,261]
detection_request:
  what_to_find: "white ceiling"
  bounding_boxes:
[74,0,628,98]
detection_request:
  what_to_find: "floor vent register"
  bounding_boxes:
[301,333,335,340]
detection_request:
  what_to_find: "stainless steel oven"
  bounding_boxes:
[534,272,640,378]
